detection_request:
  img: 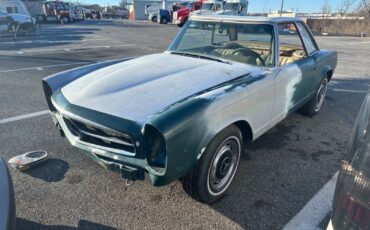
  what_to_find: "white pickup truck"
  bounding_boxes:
[0,10,36,35]
[191,0,248,16]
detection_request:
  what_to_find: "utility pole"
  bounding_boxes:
[280,0,284,17]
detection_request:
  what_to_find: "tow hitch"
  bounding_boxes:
[121,165,145,182]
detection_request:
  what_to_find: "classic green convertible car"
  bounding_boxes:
[43,15,337,203]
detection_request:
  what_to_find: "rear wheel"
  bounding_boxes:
[300,77,328,116]
[181,125,242,204]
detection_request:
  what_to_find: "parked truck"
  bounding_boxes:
[218,0,248,15]
[23,1,85,23]
[172,0,203,27]
[190,0,248,17]
[190,0,224,16]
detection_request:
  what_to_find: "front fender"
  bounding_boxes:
[147,81,252,185]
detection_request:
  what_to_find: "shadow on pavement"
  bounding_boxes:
[209,77,370,229]
[25,158,69,182]
[0,27,102,51]
[16,218,117,230]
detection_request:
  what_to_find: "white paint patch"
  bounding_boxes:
[0,110,49,125]
[0,62,91,74]
[35,67,44,71]
[283,172,338,230]
[272,64,303,120]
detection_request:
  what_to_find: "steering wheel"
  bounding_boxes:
[231,48,266,66]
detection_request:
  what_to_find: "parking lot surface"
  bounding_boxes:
[1,19,370,230]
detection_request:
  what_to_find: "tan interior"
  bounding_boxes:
[210,41,274,66]
[279,44,306,66]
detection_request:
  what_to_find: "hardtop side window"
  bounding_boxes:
[296,22,318,55]
[278,23,307,66]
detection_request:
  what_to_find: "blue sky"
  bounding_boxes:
[79,0,343,13]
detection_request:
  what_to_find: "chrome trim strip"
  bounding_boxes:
[51,99,136,157]
[51,98,132,139]
[79,130,134,147]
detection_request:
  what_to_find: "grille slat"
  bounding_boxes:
[62,116,135,155]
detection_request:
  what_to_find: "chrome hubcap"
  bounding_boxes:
[315,78,328,112]
[207,136,241,196]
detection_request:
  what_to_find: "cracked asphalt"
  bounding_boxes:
[0,19,369,230]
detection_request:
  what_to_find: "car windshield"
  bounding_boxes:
[224,3,239,11]
[186,2,193,10]
[59,3,68,10]
[202,3,214,10]
[168,20,275,67]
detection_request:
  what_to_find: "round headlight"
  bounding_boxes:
[144,125,166,168]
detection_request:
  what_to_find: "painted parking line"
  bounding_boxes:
[283,172,338,230]
[330,88,368,93]
[348,41,370,45]
[0,110,49,125]
[0,62,91,74]
[0,44,135,54]
[0,38,109,44]
[33,34,102,38]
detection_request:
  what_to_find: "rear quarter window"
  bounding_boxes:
[296,22,318,55]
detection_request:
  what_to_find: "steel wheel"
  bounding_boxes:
[314,78,328,112]
[207,136,241,196]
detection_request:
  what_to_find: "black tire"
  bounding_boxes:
[27,24,37,34]
[177,17,187,27]
[161,18,168,24]
[181,125,242,204]
[16,24,26,36]
[300,77,328,117]
[152,16,157,22]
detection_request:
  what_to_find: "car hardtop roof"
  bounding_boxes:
[190,15,305,24]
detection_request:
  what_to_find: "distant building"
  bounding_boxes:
[267,10,296,18]
[268,10,365,20]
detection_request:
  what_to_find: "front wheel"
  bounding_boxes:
[300,77,328,116]
[181,125,242,204]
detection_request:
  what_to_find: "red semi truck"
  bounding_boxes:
[172,0,203,27]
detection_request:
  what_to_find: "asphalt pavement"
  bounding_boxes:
[0,19,370,230]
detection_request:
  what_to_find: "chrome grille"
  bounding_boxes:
[62,116,135,154]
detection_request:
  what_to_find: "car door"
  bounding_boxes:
[272,22,316,122]
[295,21,320,95]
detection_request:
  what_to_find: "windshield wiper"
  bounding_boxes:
[170,51,231,64]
